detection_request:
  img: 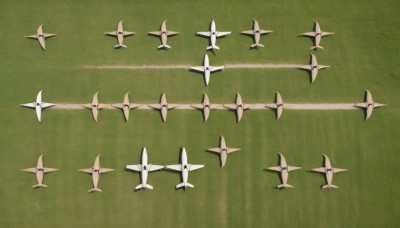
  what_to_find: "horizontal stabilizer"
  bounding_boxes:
[114,44,127,48]
[250,43,264,48]
[176,182,194,189]
[158,44,171,49]
[311,45,323,50]
[88,188,102,193]
[277,184,293,189]
[135,183,154,190]
[207,45,220,50]
[322,184,338,189]
[32,184,47,188]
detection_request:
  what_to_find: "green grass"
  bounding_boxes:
[0,0,400,227]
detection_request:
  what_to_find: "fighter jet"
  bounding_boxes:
[196,19,231,50]
[148,93,179,122]
[241,19,273,48]
[190,54,224,86]
[105,20,135,48]
[299,54,330,83]
[354,89,386,120]
[266,153,301,189]
[165,147,205,189]
[81,92,108,122]
[148,20,179,49]
[265,92,291,120]
[20,90,56,122]
[25,24,57,50]
[21,154,59,188]
[191,93,218,121]
[301,21,334,49]
[126,147,164,190]
[207,136,240,167]
[311,154,347,189]
[79,155,114,193]
[112,92,141,122]
[224,93,253,123]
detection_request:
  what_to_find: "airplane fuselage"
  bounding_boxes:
[91,167,100,188]
[210,20,217,47]
[181,150,189,186]
[140,150,149,186]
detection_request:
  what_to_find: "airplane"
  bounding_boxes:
[148,93,179,122]
[301,21,334,49]
[354,89,386,120]
[191,93,218,121]
[165,147,205,189]
[266,153,301,189]
[311,154,347,189]
[104,20,135,48]
[112,92,141,122]
[126,147,164,190]
[24,24,57,50]
[190,54,224,86]
[241,19,273,48]
[207,135,240,167]
[79,155,114,193]
[265,92,291,120]
[196,19,231,50]
[223,93,253,123]
[81,92,108,122]
[21,154,59,188]
[299,53,330,83]
[148,20,179,49]
[20,90,56,122]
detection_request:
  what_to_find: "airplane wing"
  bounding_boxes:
[241,30,254,35]
[81,104,93,109]
[43,168,59,173]
[223,104,237,110]
[126,165,141,172]
[190,66,205,72]
[148,104,161,109]
[149,165,164,171]
[265,104,278,109]
[196,32,211,37]
[166,164,182,171]
[167,31,179,36]
[191,104,204,109]
[167,104,179,109]
[259,29,273,34]
[321,32,334,36]
[98,104,109,110]
[43,33,57,38]
[21,168,37,173]
[24,35,38,39]
[189,164,204,171]
[42,102,57,109]
[112,104,124,109]
[78,168,93,174]
[318,65,330,70]
[216,31,231,37]
[227,148,240,153]
[20,103,35,108]
[299,65,312,70]
[267,166,280,172]
[104,31,117,36]
[311,167,325,173]
[100,168,114,173]
[148,31,162,36]
[288,166,302,172]
[210,66,224,72]
[207,148,221,153]
[333,168,347,173]
[124,31,135,36]
[302,32,315,37]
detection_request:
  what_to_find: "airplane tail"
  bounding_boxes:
[114,44,127,48]
[32,184,48,188]
[206,45,219,50]
[322,184,338,189]
[176,182,194,189]
[88,188,102,193]
[251,43,264,48]
[135,183,154,190]
[311,45,323,50]
[158,44,171,49]
[277,184,293,189]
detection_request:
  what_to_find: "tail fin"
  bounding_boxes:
[176,182,194,189]
[88,188,102,192]
[135,183,153,190]
[277,184,293,189]
[32,184,48,188]
[250,43,264,48]
[114,44,127,48]
[311,45,323,50]
[322,184,338,189]
[158,44,171,49]
[206,45,219,50]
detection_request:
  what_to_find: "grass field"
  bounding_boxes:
[1,0,400,227]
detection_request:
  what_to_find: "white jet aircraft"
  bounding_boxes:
[105,20,135,48]
[197,19,231,50]
[25,24,57,50]
[311,154,347,189]
[190,54,224,86]
[20,90,56,122]
[302,21,334,49]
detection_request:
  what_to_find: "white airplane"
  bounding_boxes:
[241,19,273,48]
[196,19,231,50]
[126,147,164,190]
[21,154,59,188]
[79,155,114,193]
[25,24,57,50]
[190,54,224,86]
[20,90,56,122]
[302,21,334,49]
[265,92,291,120]
[105,20,135,48]
[266,153,301,189]
[311,154,347,189]
[112,92,141,122]
[148,20,179,49]
[166,147,205,189]
[354,89,386,120]
[299,54,330,83]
